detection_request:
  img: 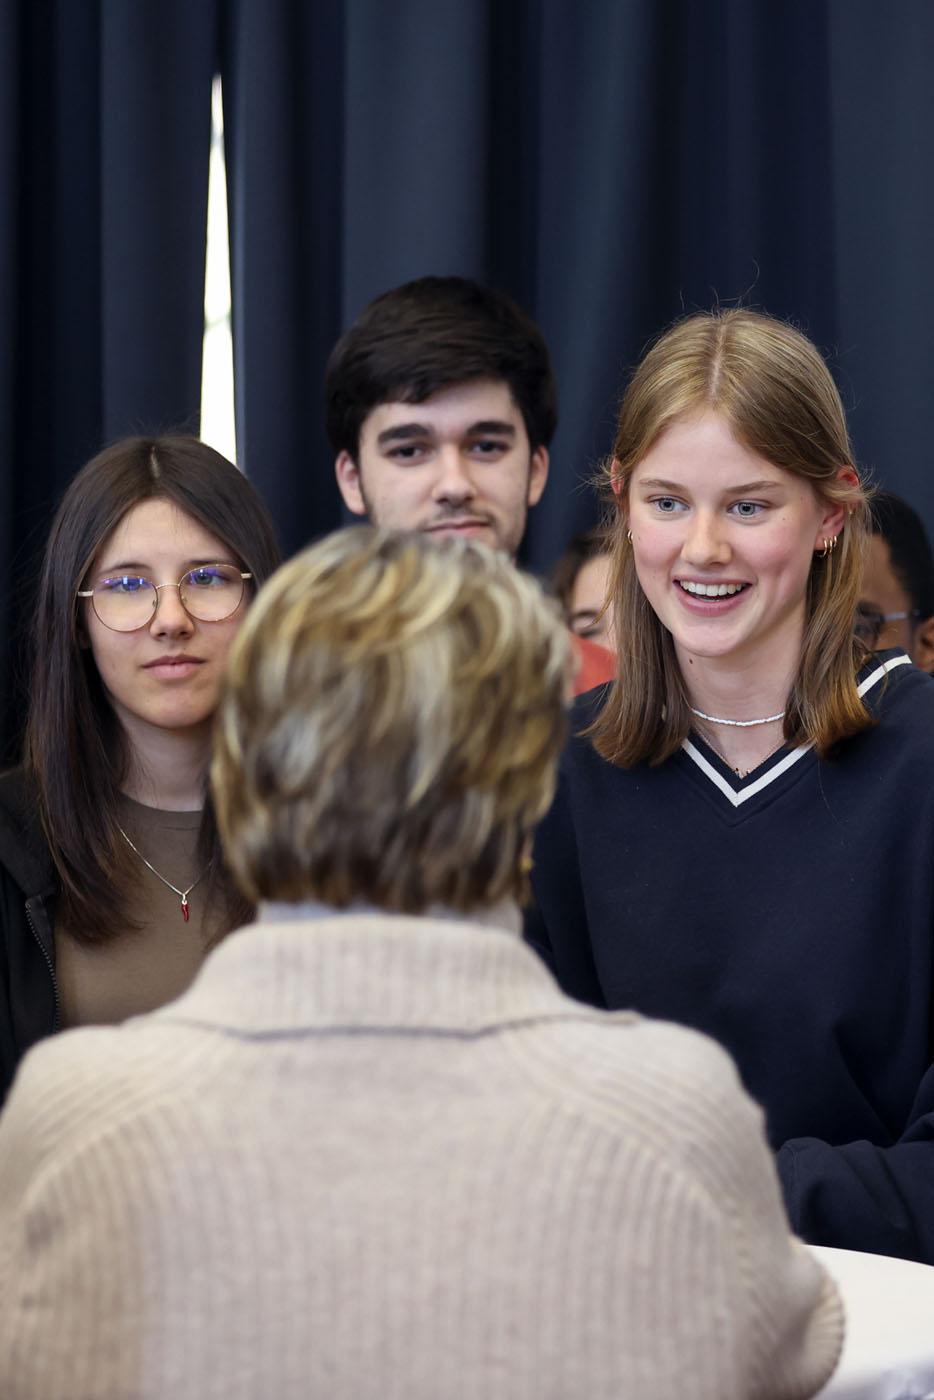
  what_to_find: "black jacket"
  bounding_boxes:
[0,770,58,1106]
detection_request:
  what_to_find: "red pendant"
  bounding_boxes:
[181,897,190,922]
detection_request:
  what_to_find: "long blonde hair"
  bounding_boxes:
[591,309,872,768]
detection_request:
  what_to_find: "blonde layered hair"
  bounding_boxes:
[592,308,872,767]
[213,527,570,911]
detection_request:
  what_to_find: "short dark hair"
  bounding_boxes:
[324,276,557,459]
[870,491,934,620]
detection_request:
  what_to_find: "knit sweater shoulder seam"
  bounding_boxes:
[157,1006,636,1042]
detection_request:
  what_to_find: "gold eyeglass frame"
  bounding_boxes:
[77,565,252,632]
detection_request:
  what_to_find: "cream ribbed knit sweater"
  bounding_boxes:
[0,913,842,1399]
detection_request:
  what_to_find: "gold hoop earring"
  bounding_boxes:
[819,536,838,558]
[626,529,633,544]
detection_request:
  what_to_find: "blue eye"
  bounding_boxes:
[732,501,763,518]
[654,497,680,512]
[187,566,227,588]
[100,575,150,594]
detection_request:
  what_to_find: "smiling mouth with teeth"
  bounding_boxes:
[678,581,750,598]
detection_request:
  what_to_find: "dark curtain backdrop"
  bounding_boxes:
[0,0,216,755]
[220,0,934,567]
[2,0,934,748]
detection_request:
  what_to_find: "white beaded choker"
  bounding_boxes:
[690,708,785,728]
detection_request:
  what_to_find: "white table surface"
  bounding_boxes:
[812,1245,934,1400]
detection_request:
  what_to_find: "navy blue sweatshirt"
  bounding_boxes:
[527,652,934,1262]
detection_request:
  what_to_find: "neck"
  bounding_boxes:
[119,718,211,811]
[676,626,803,723]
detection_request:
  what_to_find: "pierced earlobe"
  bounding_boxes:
[818,536,839,558]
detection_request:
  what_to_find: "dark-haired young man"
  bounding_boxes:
[859,491,934,673]
[326,276,615,693]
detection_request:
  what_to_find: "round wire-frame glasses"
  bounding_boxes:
[77,563,252,632]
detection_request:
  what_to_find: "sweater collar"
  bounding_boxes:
[159,908,582,1036]
[258,897,522,936]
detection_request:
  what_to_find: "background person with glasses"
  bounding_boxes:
[0,436,280,1104]
[856,490,934,673]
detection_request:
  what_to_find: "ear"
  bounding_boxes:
[813,467,858,551]
[813,501,847,550]
[335,451,367,517]
[914,615,934,674]
[526,446,549,507]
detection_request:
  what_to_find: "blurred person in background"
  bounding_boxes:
[326,274,615,694]
[857,489,934,671]
[551,525,615,650]
[0,437,280,1104]
[0,528,841,1400]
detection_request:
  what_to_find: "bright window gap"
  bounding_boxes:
[200,74,237,466]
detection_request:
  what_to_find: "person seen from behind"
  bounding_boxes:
[0,528,840,1400]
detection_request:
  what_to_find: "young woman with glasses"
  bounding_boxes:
[527,309,934,1264]
[0,436,280,1102]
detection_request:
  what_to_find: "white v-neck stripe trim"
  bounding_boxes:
[682,739,813,807]
[855,653,911,696]
[682,652,911,808]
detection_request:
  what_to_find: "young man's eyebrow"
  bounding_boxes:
[375,419,518,447]
[375,423,434,447]
[467,420,516,437]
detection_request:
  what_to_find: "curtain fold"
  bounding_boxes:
[828,0,934,519]
[222,0,934,574]
[221,0,347,560]
[0,0,216,756]
[99,0,217,437]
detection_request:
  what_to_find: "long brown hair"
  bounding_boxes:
[591,309,872,768]
[24,436,281,942]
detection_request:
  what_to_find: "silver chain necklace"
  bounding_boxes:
[689,707,785,728]
[117,824,210,922]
